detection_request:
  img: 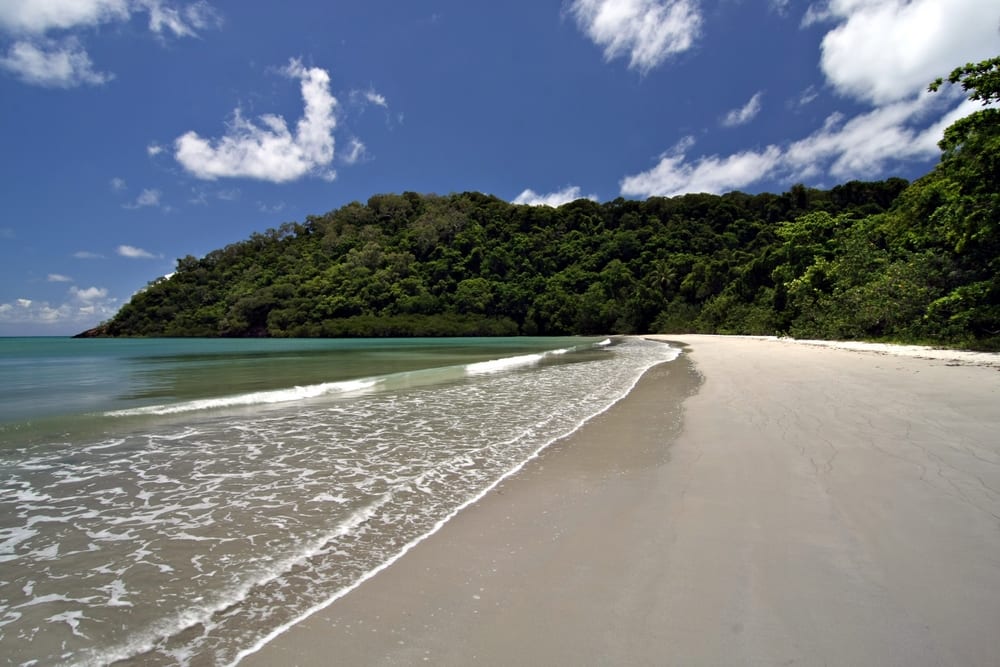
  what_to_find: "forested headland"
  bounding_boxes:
[84,58,1000,350]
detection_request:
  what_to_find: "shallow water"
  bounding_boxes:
[0,336,678,665]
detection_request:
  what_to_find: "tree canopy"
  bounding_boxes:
[85,56,1000,350]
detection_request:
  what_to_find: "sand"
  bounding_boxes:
[242,335,1000,666]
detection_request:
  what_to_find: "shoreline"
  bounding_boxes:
[242,335,1000,666]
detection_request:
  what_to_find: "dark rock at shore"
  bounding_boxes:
[73,325,109,338]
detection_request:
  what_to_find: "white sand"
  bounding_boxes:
[243,335,1000,666]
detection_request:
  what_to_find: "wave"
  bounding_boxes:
[464,339,611,375]
[106,340,609,418]
[464,352,546,375]
[105,378,379,417]
[81,495,394,667]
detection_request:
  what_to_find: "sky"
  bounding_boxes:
[0,0,997,335]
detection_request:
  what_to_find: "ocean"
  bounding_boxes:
[0,336,679,665]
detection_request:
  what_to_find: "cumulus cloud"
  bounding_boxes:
[621,137,783,197]
[722,92,763,127]
[816,0,999,104]
[71,285,109,301]
[783,92,953,180]
[621,0,997,197]
[0,0,129,33]
[567,0,702,73]
[0,0,220,88]
[147,142,164,156]
[620,90,973,197]
[48,273,73,282]
[513,185,598,207]
[0,38,112,87]
[117,244,157,259]
[0,0,218,36]
[0,284,118,330]
[174,58,339,183]
[0,298,69,327]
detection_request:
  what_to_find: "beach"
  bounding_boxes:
[242,335,1000,666]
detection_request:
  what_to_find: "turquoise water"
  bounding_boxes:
[0,336,679,665]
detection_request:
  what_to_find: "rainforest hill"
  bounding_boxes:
[84,58,1000,349]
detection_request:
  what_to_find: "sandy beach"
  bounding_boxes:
[242,335,1000,666]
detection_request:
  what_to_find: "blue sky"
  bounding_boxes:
[1,0,997,335]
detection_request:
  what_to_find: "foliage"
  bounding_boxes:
[88,56,1000,350]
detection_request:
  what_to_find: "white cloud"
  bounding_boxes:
[621,137,783,197]
[0,38,112,87]
[622,0,997,197]
[342,137,367,165]
[817,0,1000,104]
[801,2,833,27]
[513,185,598,207]
[0,284,119,330]
[567,0,702,73]
[620,90,975,197]
[147,142,164,156]
[140,0,221,38]
[769,0,791,15]
[364,89,388,108]
[0,0,129,34]
[783,92,948,180]
[71,285,109,301]
[256,200,286,214]
[74,250,105,259]
[123,188,162,208]
[0,0,220,88]
[48,273,72,282]
[174,58,339,183]
[117,244,157,259]
[188,186,239,204]
[0,0,218,36]
[110,177,127,191]
[722,92,763,127]
[793,85,819,108]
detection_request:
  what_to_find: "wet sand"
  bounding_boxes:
[242,335,1000,666]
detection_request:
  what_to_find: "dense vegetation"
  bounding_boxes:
[90,57,1000,349]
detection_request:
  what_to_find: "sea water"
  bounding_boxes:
[0,336,679,665]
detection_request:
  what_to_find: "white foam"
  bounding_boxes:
[85,495,394,667]
[0,526,37,558]
[230,340,680,665]
[105,378,380,417]
[46,610,88,638]
[3,337,681,666]
[465,352,545,375]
